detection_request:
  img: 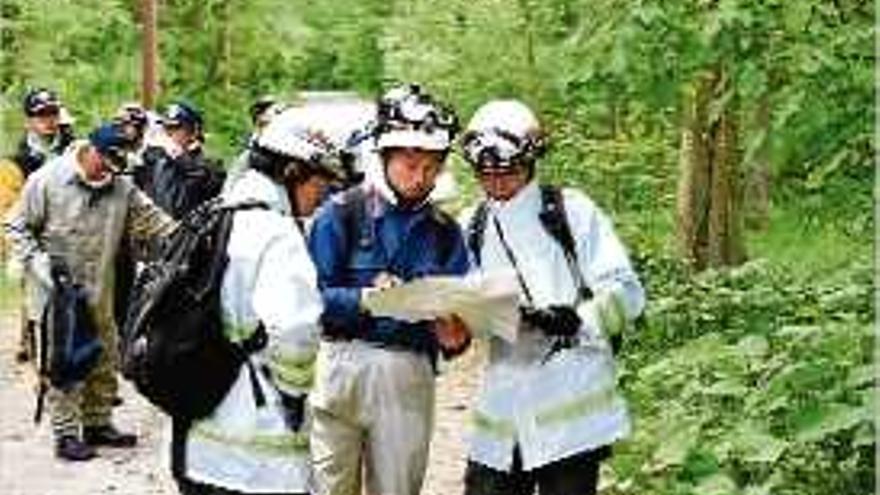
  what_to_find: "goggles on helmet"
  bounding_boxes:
[375,85,458,139]
[461,127,544,169]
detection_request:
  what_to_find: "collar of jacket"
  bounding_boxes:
[25,130,62,157]
[223,168,291,216]
[364,182,434,221]
[486,179,542,222]
[57,141,116,192]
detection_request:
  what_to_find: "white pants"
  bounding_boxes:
[310,341,435,495]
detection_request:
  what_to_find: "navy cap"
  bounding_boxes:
[89,123,131,171]
[163,101,203,132]
[23,88,61,116]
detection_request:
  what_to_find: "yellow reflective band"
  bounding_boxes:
[224,323,256,344]
[191,423,310,455]
[269,349,316,390]
[270,348,317,369]
[471,411,515,440]
[269,361,315,390]
[535,386,618,427]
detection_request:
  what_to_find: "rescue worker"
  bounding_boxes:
[137,101,224,219]
[8,88,76,363]
[173,119,346,495]
[307,83,472,495]
[458,100,646,495]
[13,88,75,178]
[4,122,177,461]
[110,102,151,345]
[112,102,150,172]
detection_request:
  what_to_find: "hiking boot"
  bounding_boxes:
[55,435,97,461]
[83,424,137,447]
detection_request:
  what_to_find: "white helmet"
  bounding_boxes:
[374,84,458,152]
[461,100,546,169]
[255,119,345,181]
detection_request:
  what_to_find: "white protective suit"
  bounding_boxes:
[460,180,645,472]
[183,168,323,493]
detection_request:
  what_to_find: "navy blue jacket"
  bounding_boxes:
[308,186,469,359]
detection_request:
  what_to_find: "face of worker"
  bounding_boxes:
[165,125,199,151]
[80,147,118,184]
[384,147,444,207]
[292,173,332,218]
[477,162,530,202]
[27,109,60,138]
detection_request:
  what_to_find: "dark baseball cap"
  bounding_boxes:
[88,123,131,172]
[162,101,203,131]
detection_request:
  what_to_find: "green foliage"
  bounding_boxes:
[609,254,873,495]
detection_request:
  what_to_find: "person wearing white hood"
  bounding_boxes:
[172,120,346,495]
[306,84,472,495]
[458,100,646,495]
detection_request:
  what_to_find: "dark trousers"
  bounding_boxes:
[464,445,610,495]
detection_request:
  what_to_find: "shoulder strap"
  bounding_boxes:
[538,185,592,302]
[466,201,490,267]
[336,186,371,264]
[428,205,459,267]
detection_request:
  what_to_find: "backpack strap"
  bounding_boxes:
[466,201,490,267]
[538,185,593,302]
[427,205,459,268]
[335,186,372,266]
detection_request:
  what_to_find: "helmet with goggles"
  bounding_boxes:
[374,84,458,152]
[253,118,346,183]
[461,100,546,170]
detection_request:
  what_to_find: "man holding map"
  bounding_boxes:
[307,84,472,495]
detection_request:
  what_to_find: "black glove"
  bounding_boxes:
[278,392,306,431]
[520,305,582,337]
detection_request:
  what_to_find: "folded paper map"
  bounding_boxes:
[361,270,521,342]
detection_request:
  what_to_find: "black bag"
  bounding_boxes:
[122,198,267,420]
[35,260,103,422]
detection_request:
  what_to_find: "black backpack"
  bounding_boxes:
[122,198,268,420]
[35,260,104,422]
[467,185,592,301]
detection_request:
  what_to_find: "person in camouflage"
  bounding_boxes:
[4,122,177,462]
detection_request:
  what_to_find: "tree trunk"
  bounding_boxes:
[744,92,771,230]
[676,67,746,270]
[140,0,158,108]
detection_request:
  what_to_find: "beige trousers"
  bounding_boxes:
[310,341,435,495]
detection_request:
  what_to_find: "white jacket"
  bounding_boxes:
[184,169,323,493]
[460,180,645,471]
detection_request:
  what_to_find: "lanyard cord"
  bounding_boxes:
[492,215,535,305]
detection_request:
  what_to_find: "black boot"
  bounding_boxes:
[83,424,137,447]
[55,435,97,461]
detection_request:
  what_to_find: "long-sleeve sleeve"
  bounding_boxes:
[125,187,177,243]
[253,232,323,396]
[4,173,49,277]
[565,189,645,339]
[307,203,364,333]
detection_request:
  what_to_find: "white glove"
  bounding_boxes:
[577,291,627,340]
[29,252,54,289]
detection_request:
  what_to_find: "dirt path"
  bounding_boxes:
[0,284,481,495]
